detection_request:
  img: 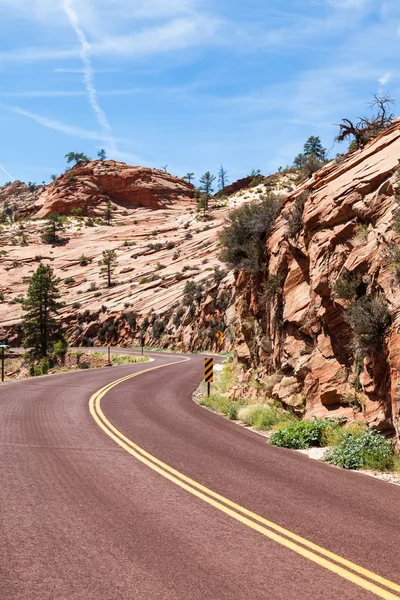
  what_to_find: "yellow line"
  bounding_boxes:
[89,361,400,600]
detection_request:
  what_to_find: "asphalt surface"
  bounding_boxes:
[1,351,400,600]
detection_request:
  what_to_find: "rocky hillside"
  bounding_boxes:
[226,122,400,439]
[2,131,400,439]
[0,160,295,352]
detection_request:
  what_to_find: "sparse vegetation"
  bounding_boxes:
[332,270,364,301]
[283,192,308,237]
[41,212,66,245]
[99,249,117,287]
[219,193,281,272]
[324,426,395,470]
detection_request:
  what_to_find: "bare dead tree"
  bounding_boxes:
[334,93,396,150]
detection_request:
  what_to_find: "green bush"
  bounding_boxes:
[332,270,364,301]
[345,295,391,356]
[39,357,50,374]
[283,192,308,237]
[218,193,281,273]
[324,428,394,470]
[270,418,339,449]
[241,406,296,431]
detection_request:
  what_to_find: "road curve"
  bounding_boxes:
[1,352,400,600]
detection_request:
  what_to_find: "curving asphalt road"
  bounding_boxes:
[1,351,400,600]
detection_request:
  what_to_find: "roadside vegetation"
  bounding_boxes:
[270,419,400,472]
[197,359,298,432]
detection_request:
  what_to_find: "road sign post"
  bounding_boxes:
[0,344,10,383]
[107,345,111,366]
[204,357,213,396]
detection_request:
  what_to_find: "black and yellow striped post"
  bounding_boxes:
[204,357,213,396]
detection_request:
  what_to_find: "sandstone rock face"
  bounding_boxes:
[34,161,194,217]
[232,123,400,437]
[0,180,42,217]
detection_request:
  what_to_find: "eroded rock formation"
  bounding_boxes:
[34,161,194,217]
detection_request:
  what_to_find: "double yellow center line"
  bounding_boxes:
[89,359,400,599]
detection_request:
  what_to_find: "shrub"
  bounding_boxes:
[283,192,308,237]
[332,270,364,301]
[213,266,228,285]
[345,295,391,357]
[64,277,75,284]
[166,241,175,250]
[263,273,284,298]
[152,319,167,339]
[218,193,281,272]
[39,357,50,374]
[385,242,400,282]
[239,405,297,431]
[126,312,137,328]
[72,302,81,309]
[147,242,163,251]
[94,291,102,297]
[79,254,88,266]
[173,306,185,328]
[53,335,68,359]
[183,280,203,305]
[270,418,339,449]
[324,428,394,470]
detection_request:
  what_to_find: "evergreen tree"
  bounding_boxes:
[198,171,216,216]
[22,264,63,357]
[65,152,91,165]
[103,200,113,225]
[183,172,195,184]
[293,153,305,169]
[99,249,117,287]
[41,213,65,244]
[303,136,326,161]
[97,149,107,161]
[218,166,229,191]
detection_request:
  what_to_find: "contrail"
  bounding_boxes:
[62,0,117,154]
[0,163,14,181]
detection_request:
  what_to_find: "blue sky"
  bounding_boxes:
[0,0,399,186]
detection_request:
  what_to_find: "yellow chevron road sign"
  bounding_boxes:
[204,357,214,383]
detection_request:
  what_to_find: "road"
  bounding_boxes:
[0,351,400,600]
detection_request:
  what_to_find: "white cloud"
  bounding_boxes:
[0,162,14,181]
[62,0,117,155]
[6,105,116,142]
[378,72,392,85]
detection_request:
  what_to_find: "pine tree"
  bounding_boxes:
[199,171,216,216]
[218,166,229,191]
[97,149,107,161]
[103,200,113,225]
[183,172,195,184]
[303,136,326,161]
[41,213,65,244]
[64,152,91,165]
[99,249,117,287]
[22,264,63,357]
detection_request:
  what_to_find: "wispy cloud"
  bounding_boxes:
[378,72,392,86]
[6,105,116,142]
[0,163,14,181]
[0,90,85,98]
[61,0,117,154]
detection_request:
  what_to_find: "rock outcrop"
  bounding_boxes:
[230,123,400,438]
[34,161,194,217]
